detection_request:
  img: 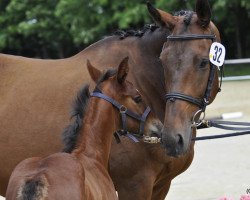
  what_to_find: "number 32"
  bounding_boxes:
[213,46,222,63]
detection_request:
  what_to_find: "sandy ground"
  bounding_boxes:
[1,80,249,200]
[167,80,250,200]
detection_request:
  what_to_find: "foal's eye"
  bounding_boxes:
[199,59,209,68]
[133,96,142,103]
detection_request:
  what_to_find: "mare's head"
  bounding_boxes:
[87,57,163,139]
[148,0,222,156]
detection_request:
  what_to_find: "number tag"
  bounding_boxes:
[209,42,226,67]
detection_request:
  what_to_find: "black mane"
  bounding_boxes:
[113,24,159,39]
[112,10,194,40]
[61,69,117,153]
[61,85,90,153]
[174,10,194,26]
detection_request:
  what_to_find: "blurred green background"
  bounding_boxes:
[0,0,250,75]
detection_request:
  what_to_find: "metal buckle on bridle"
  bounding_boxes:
[192,109,206,127]
[119,105,127,113]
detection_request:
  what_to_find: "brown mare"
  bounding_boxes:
[108,1,222,198]
[6,57,162,199]
[0,0,222,199]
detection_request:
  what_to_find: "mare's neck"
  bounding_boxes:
[72,99,117,167]
[130,27,168,121]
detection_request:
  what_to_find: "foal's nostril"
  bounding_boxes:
[176,134,184,147]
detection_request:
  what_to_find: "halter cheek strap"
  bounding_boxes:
[90,91,151,143]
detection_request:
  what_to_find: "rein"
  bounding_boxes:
[195,120,250,140]
[195,131,250,141]
[165,33,224,126]
[90,89,151,143]
[200,120,250,131]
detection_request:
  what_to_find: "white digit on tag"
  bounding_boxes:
[209,42,226,67]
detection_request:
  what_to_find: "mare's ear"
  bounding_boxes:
[87,60,102,83]
[147,2,175,29]
[117,57,129,85]
[196,0,211,28]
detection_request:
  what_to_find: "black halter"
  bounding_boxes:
[90,88,151,143]
[165,34,223,125]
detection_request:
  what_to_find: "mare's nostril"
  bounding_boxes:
[176,134,184,147]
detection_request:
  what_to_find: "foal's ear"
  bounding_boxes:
[117,57,129,85]
[196,0,211,28]
[87,60,102,83]
[147,2,175,29]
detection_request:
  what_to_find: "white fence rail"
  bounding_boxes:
[225,58,250,65]
[223,58,250,81]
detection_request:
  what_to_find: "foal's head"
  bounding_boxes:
[148,0,222,156]
[87,57,163,139]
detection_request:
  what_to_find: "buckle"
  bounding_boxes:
[192,109,206,127]
[119,105,127,113]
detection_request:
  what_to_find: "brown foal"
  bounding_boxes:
[6,57,162,200]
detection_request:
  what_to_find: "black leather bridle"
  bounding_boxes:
[90,88,151,143]
[165,33,223,126]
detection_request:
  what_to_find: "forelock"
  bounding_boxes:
[174,10,194,26]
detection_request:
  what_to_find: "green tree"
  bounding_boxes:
[55,0,150,45]
[0,0,75,58]
[212,0,250,58]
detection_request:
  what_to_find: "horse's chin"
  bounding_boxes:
[160,138,187,157]
[162,139,193,157]
[164,146,182,158]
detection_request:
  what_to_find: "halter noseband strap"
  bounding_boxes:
[90,91,151,143]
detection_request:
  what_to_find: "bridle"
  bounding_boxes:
[164,33,223,126]
[90,88,151,143]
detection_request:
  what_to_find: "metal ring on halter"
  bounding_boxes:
[192,109,206,127]
[119,105,127,113]
[203,98,209,105]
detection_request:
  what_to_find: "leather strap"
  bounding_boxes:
[167,34,216,41]
[194,131,250,141]
[165,93,204,108]
[139,106,151,135]
[209,120,250,131]
[90,91,151,142]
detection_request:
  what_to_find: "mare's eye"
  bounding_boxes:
[199,59,209,68]
[133,96,142,103]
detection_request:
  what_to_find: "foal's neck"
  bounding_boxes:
[72,99,117,167]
